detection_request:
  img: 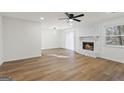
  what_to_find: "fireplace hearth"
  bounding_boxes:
[83,42,94,51]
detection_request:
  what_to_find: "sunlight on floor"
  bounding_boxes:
[47,54,69,58]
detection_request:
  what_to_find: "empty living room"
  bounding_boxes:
[0,12,124,81]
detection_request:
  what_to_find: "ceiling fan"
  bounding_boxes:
[58,12,84,22]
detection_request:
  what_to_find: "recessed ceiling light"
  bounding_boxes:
[40,17,44,20]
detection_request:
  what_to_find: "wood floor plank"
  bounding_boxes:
[0,48,124,81]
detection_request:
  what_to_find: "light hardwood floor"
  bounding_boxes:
[0,48,124,81]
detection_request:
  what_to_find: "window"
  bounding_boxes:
[105,25,124,46]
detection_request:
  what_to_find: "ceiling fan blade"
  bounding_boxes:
[73,19,81,22]
[73,14,84,18]
[58,18,68,20]
[65,12,70,18]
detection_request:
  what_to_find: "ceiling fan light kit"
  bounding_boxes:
[69,19,73,22]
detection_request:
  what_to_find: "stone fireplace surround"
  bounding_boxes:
[79,35,100,58]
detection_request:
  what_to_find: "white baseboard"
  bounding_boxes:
[0,58,4,65]
[41,47,60,50]
[3,55,42,62]
[99,56,124,64]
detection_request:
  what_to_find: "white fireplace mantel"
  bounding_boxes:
[79,35,99,41]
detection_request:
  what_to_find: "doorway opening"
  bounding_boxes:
[65,31,75,51]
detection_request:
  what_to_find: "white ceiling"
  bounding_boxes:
[0,12,124,30]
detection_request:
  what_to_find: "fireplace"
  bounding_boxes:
[83,42,94,51]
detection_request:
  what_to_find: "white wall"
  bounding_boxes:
[41,28,60,49]
[42,28,76,50]
[0,16,3,65]
[3,17,42,61]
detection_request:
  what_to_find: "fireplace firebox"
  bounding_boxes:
[83,42,94,51]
